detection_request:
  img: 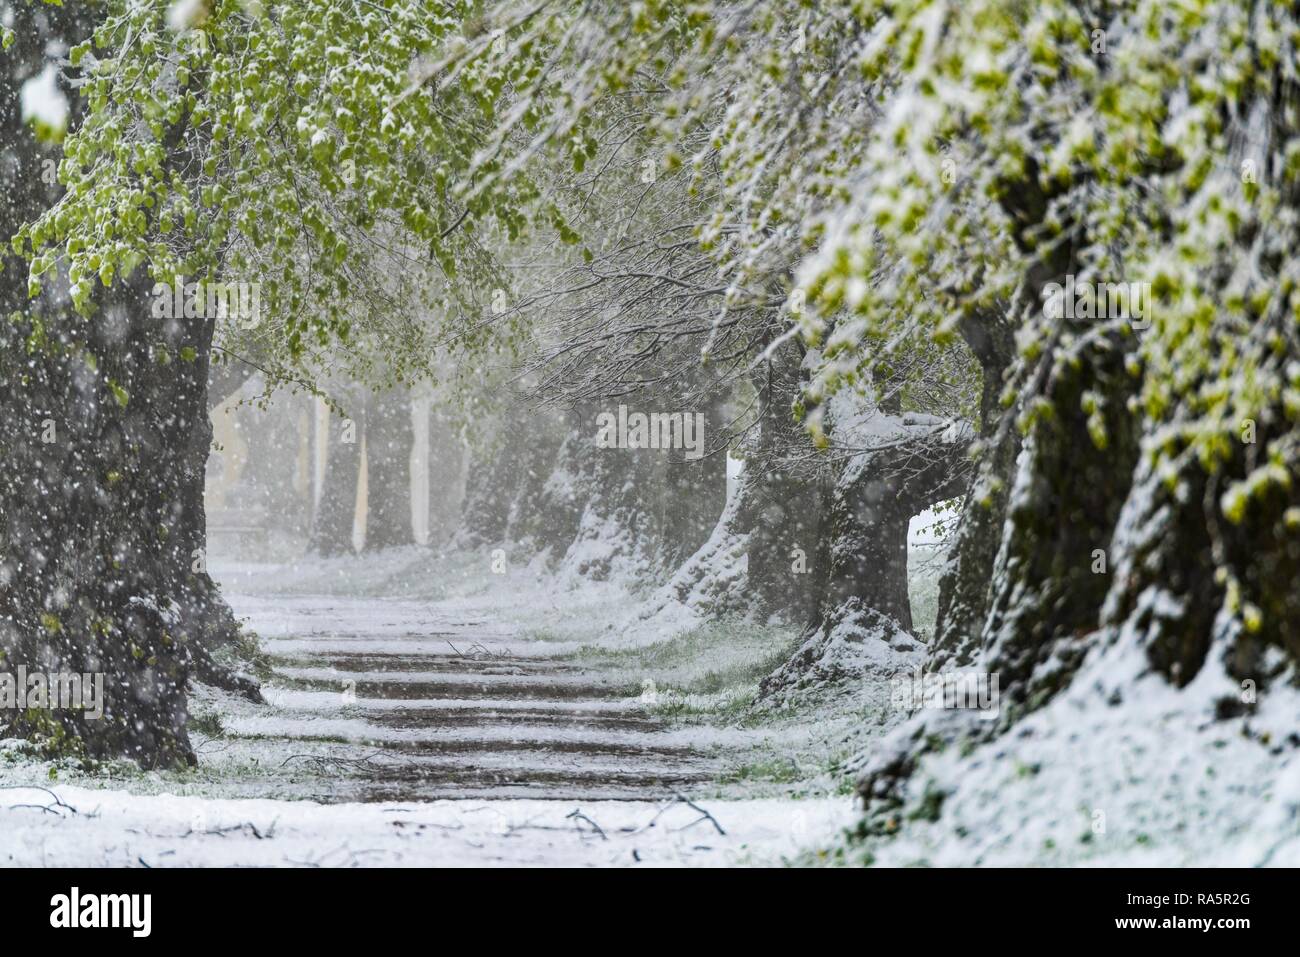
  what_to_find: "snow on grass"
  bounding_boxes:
[843,635,1300,866]
[216,710,755,751]
[205,546,1300,868]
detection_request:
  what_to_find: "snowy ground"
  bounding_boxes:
[0,786,854,867]
[842,637,1300,867]
[4,544,1291,867]
[0,547,867,866]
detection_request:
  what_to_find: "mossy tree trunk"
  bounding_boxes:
[1099,391,1300,705]
[927,312,1018,668]
[979,331,1142,710]
[736,339,827,623]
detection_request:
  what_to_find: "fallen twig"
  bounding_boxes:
[565,809,608,840]
[671,794,727,836]
[0,784,79,816]
[278,750,388,772]
[189,819,278,840]
[640,794,727,836]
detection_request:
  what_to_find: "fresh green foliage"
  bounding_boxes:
[20,0,1299,624]
[17,0,547,389]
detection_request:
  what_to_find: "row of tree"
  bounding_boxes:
[2,0,1296,777]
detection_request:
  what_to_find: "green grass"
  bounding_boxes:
[212,624,277,684]
[519,627,574,643]
[724,756,804,784]
[572,619,800,703]
[188,712,225,738]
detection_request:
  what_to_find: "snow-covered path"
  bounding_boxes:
[225,593,723,802]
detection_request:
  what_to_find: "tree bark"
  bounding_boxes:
[927,312,1018,668]
[648,339,824,622]
[820,419,972,634]
[454,406,554,549]
[760,404,971,701]
[424,405,465,546]
[729,339,827,622]
[659,433,728,572]
[0,5,247,766]
[536,404,662,580]
[1099,397,1300,705]
[929,156,1078,670]
[978,330,1142,712]
[309,404,362,556]
[363,388,415,550]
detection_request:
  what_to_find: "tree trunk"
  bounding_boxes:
[454,442,514,548]
[659,432,728,572]
[647,339,824,622]
[761,404,971,700]
[1099,395,1300,706]
[822,428,970,633]
[309,405,361,556]
[0,5,250,766]
[928,312,1018,668]
[165,306,261,701]
[929,155,1079,670]
[363,388,414,550]
[453,404,568,554]
[540,404,662,581]
[737,341,826,622]
[424,405,465,546]
[978,330,1142,713]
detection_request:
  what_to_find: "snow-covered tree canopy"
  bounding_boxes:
[15,0,1300,632]
[15,0,525,390]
